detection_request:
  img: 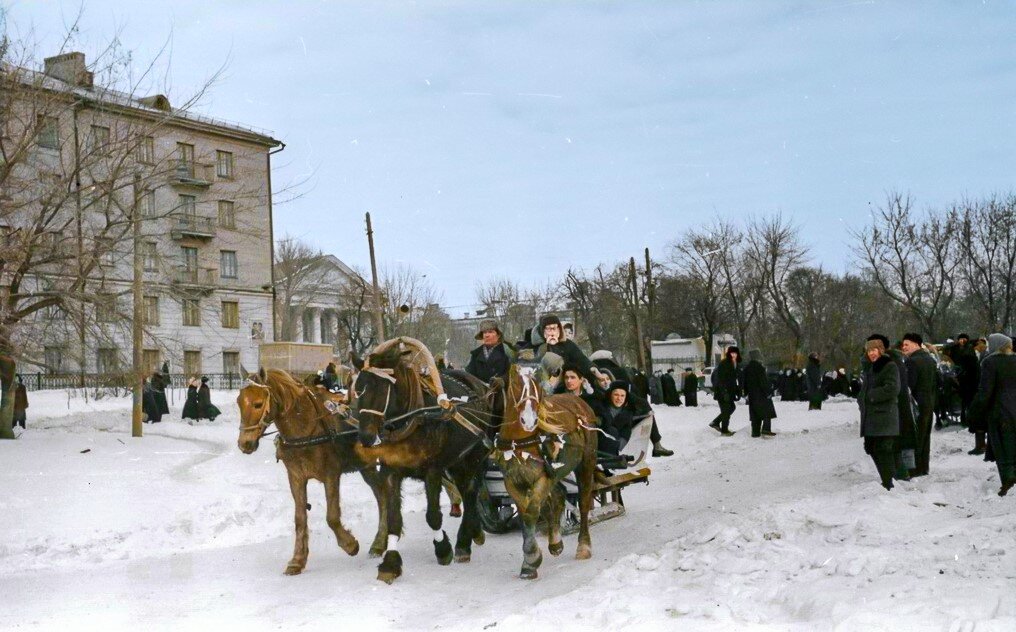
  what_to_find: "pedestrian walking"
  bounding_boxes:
[970,333,1016,496]
[859,339,901,490]
[744,349,777,438]
[197,376,221,421]
[709,346,741,436]
[182,377,200,423]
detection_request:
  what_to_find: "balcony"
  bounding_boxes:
[172,266,218,291]
[170,214,217,240]
[168,160,214,187]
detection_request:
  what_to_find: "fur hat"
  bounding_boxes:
[867,333,891,350]
[607,380,630,395]
[865,339,886,354]
[957,333,970,341]
[987,333,1012,355]
[725,345,741,359]
[474,318,503,341]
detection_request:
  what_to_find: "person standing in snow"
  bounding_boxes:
[969,333,1016,496]
[709,346,741,436]
[902,333,937,477]
[182,377,200,423]
[13,374,27,429]
[952,333,983,453]
[744,349,776,438]
[661,368,681,406]
[806,352,824,410]
[858,338,901,490]
[197,376,221,421]
[682,368,699,406]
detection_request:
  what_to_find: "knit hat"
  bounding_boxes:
[749,349,763,363]
[540,352,564,376]
[474,318,503,341]
[865,339,886,354]
[987,333,1013,355]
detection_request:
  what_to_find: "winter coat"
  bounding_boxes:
[198,384,221,420]
[13,382,28,424]
[466,342,515,384]
[907,348,938,413]
[182,385,200,420]
[859,355,900,437]
[712,358,740,401]
[969,352,1016,424]
[142,382,162,423]
[744,360,777,423]
[682,372,699,405]
[538,340,597,385]
[954,344,980,404]
[151,373,170,415]
[661,372,680,405]
[887,349,917,450]
[648,375,663,404]
[806,358,823,399]
[601,405,635,452]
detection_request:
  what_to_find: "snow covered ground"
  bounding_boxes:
[1,389,1013,631]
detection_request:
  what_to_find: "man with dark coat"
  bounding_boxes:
[151,371,170,416]
[709,346,741,436]
[465,319,516,384]
[953,333,984,454]
[682,368,699,406]
[744,349,776,438]
[661,369,681,406]
[535,314,608,390]
[648,371,663,405]
[869,334,917,481]
[969,333,1016,496]
[902,333,937,477]
[142,377,162,423]
[806,353,824,410]
[859,339,901,490]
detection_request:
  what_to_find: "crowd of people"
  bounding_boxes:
[140,365,221,425]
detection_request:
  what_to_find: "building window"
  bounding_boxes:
[143,349,161,373]
[137,136,155,164]
[178,194,197,216]
[88,125,110,154]
[217,200,235,228]
[96,293,117,322]
[183,350,202,377]
[37,115,59,149]
[142,190,157,217]
[177,142,195,163]
[97,348,119,374]
[44,346,64,374]
[222,351,240,375]
[143,242,158,272]
[220,250,238,279]
[221,301,239,329]
[143,295,160,326]
[182,298,200,326]
[216,150,233,178]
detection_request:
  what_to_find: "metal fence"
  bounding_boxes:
[19,372,246,392]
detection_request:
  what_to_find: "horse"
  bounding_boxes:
[350,343,495,584]
[489,363,597,579]
[236,367,388,575]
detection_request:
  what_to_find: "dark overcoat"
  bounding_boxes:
[907,348,938,413]
[198,384,221,420]
[859,355,900,437]
[744,360,777,422]
[182,385,200,420]
[661,372,680,405]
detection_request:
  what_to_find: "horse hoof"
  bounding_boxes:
[473,530,485,546]
[454,549,471,563]
[575,546,592,560]
[284,563,304,576]
[548,541,564,557]
[342,540,360,557]
[520,568,539,580]
[368,546,385,559]
[434,533,453,566]
[377,551,403,584]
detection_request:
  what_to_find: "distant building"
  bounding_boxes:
[651,333,736,373]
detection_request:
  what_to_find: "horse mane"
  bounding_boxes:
[260,368,322,416]
[368,347,425,412]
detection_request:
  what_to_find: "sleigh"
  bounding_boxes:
[478,412,654,534]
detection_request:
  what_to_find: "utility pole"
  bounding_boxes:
[365,212,386,341]
[131,174,143,438]
[629,257,646,371]
[644,247,655,369]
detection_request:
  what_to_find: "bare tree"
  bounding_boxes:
[335,266,377,356]
[667,228,728,358]
[746,213,809,356]
[380,262,448,353]
[708,219,764,349]
[272,236,333,342]
[852,192,960,341]
[956,194,1016,333]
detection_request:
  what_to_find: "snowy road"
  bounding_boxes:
[2,391,1013,631]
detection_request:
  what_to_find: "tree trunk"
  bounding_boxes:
[0,355,15,439]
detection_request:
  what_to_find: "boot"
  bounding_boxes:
[652,442,674,457]
[968,433,986,456]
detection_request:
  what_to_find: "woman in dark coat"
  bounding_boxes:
[197,376,221,421]
[682,368,699,406]
[709,346,741,436]
[858,339,901,490]
[182,377,201,422]
[744,350,776,438]
[13,375,28,429]
[969,333,1016,496]
[152,372,170,416]
[142,378,163,423]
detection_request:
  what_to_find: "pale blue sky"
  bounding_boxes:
[6,1,1016,313]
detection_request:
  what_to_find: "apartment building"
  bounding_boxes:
[3,52,283,377]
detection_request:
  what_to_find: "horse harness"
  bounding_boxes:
[241,379,359,449]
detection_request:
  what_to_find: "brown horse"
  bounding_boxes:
[350,344,494,584]
[490,363,597,579]
[236,367,387,575]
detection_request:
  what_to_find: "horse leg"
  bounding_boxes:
[574,444,595,561]
[546,484,565,557]
[519,499,544,580]
[324,475,359,556]
[450,464,481,562]
[377,470,404,584]
[360,467,389,558]
[425,470,453,566]
[285,472,310,575]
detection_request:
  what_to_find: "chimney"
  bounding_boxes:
[43,52,94,88]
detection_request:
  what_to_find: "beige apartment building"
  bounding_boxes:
[2,52,282,377]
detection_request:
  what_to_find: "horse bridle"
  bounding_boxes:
[239,380,276,435]
[351,367,396,420]
[506,367,541,430]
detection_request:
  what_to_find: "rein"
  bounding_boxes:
[240,378,356,449]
